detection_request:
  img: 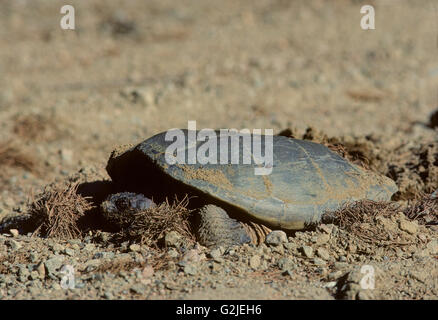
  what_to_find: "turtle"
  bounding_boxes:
[103,129,398,247]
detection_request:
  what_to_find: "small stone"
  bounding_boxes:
[83,243,95,252]
[165,231,182,248]
[60,149,74,164]
[398,220,418,235]
[75,282,86,289]
[426,240,438,255]
[317,224,336,234]
[142,265,154,278]
[51,283,61,290]
[208,248,222,261]
[98,232,111,243]
[282,269,294,277]
[167,249,179,259]
[85,259,102,269]
[130,283,147,295]
[94,252,115,259]
[334,262,349,270]
[317,247,331,261]
[18,266,30,282]
[328,271,344,281]
[9,229,19,237]
[323,281,337,289]
[283,242,296,251]
[129,244,141,252]
[51,243,64,253]
[375,216,398,233]
[265,230,288,246]
[6,239,21,250]
[181,249,204,263]
[357,290,374,300]
[249,255,261,269]
[30,253,39,263]
[29,271,40,280]
[64,248,75,256]
[183,264,198,276]
[301,246,313,258]
[277,257,294,271]
[312,258,326,266]
[104,292,114,299]
[271,245,284,255]
[44,256,64,275]
[36,262,46,279]
[120,86,155,106]
[316,234,330,245]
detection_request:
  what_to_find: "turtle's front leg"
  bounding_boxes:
[197,205,252,247]
[198,205,272,247]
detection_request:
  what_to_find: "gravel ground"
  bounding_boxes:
[0,0,437,300]
[1,213,437,300]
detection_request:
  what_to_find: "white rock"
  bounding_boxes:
[265,230,287,245]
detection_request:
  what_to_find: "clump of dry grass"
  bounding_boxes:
[322,200,405,247]
[112,196,195,247]
[404,193,438,226]
[12,113,61,142]
[322,192,438,247]
[0,140,36,172]
[27,182,94,239]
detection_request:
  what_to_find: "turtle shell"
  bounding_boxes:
[106,130,398,230]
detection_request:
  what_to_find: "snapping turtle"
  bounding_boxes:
[104,130,398,247]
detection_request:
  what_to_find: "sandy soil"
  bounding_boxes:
[0,0,437,300]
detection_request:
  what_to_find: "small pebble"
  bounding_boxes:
[165,231,182,248]
[7,239,21,250]
[129,244,141,252]
[301,246,313,258]
[183,264,198,276]
[265,230,288,246]
[316,247,330,261]
[249,255,261,269]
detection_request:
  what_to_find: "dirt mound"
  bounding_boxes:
[278,127,387,171]
[387,142,438,200]
[0,140,40,192]
[12,113,63,142]
[0,140,37,172]
[279,127,438,200]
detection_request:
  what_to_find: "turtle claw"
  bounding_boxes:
[197,204,252,248]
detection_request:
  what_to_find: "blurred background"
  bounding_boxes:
[0,0,437,214]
